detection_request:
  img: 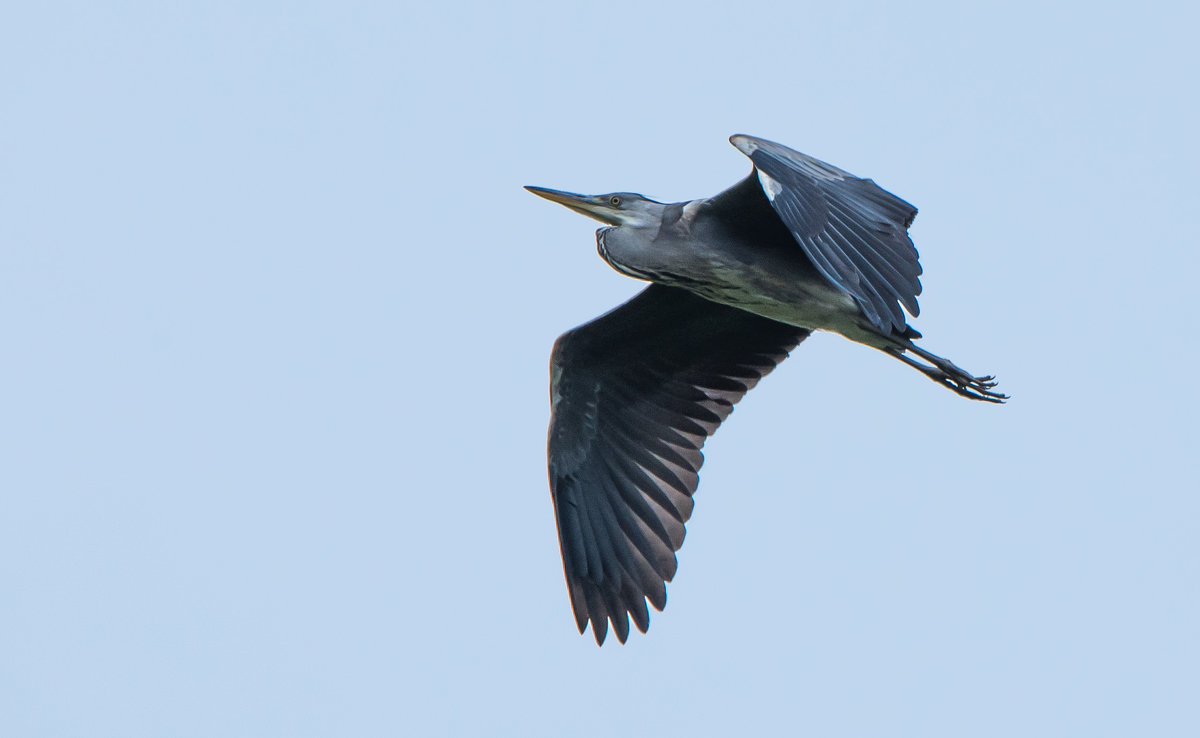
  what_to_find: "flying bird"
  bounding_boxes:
[527,134,1005,645]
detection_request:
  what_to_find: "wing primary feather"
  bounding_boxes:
[568,579,589,632]
[592,495,641,643]
[609,451,689,549]
[557,494,589,579]
[585,487,628,590]
[606,399,708,456]
[611,375,725,426]
[820,221,906,329]
[823,197,919,315]
[572,484,607,585]
[602,424,697,498]
[824,198,915,288]
[581,583,608,645]
[603,383,713,438]
[627,585,651,633]
[599,454,680,557]
[599,585,630,644]
[596,470,675,583]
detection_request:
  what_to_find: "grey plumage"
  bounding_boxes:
[528,134,1004,645]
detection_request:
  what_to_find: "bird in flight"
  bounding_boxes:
[527,134,1005,645]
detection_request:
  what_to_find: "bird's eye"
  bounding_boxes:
[609,196,622,206]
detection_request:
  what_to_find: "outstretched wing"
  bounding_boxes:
[548,285,809,644]
[730,134,923,334]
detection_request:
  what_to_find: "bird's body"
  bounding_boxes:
[527,135,1004,645]
[597,173,888,349]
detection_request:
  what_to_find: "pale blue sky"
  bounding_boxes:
[2,1,1197,736]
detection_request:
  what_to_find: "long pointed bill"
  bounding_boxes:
[524,186,621,225]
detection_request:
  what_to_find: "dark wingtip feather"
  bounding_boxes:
[582,584,608,645]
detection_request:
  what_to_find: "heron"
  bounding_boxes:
[527,134,1005,645]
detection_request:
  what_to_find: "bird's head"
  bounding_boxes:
[524,187,662,228]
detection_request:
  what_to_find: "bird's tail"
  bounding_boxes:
[879,333,1007,403]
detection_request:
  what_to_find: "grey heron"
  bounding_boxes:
[527,134,1005,645]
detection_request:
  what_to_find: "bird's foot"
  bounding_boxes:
[893,345,1008,403]
[926,365,1007,403]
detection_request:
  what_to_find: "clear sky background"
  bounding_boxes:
[2,1,1197,736]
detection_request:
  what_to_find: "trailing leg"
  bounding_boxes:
[882,338,1007,403]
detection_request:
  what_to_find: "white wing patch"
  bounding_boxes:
[729,134,759,156]
[756,169,783,201]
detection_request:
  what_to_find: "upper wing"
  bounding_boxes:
[548,285,809,644]
[730,134,923,334]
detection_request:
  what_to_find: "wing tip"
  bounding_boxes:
[729,134,759,156]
